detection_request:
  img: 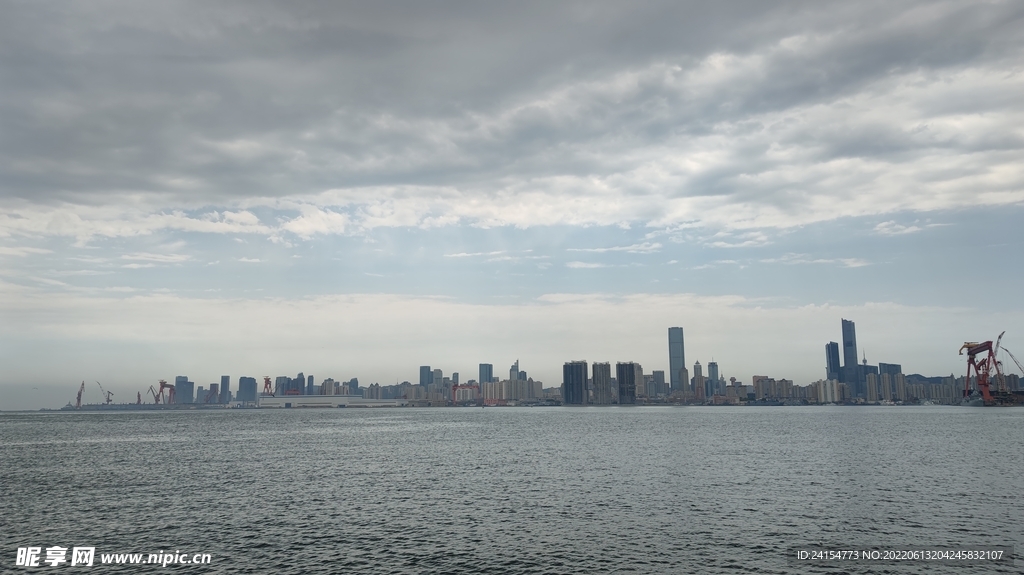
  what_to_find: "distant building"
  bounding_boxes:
[510,360,520,382]
[419,366,432,386]
[878,363,902,377]
[668,327,685,390]
[238,377,257,403]
[693,361,705,401]
[452,372,459,385]
[306,375,315,396]
[479,364,493,386]
[174,376,194,404]
[841,319,862,395]
[220,375,231,404]
[562,361,588,405]
[825,342,841,380]
[592,362,613,405]
[652,370,666,397]
[707,362,719,394]
[616,362,638,404]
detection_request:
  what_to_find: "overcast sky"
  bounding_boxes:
[2,1,1023,409]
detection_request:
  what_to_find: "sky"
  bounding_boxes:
[2,1,1024,410]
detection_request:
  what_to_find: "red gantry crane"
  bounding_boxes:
[959,337,1004,405]
[262,376,275,397]
[154,379,176,404]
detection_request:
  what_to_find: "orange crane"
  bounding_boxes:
[75,381,85,409]
[959,338,1003,405]
[154,379,176,404]
[95,381,113,404]
[262,376,275,397]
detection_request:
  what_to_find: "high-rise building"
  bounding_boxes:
[562,361,588,405]
[841,319,858,369]
[452,372,459,385]
[510,360,520,382]
[878,363,902,377]
[825,342,841,380]
[841,319,861,394]
[306,375,314,396]
[693,361,705,401]
[707,362,719,389]
[174,376,194,404]
[592,362,613,405]
[668,327,685,390]
[207,383,219,403]
[238,376,257,403]
[479,364,493,386]
[220,375,231,404]
[652,370,666,397]
[419,366,432,386]
[616,362,638,404]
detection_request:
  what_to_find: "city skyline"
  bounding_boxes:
[34,315,1024,410]
[2,2,1024,410]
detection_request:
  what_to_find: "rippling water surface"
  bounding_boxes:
[2,406,1022,574]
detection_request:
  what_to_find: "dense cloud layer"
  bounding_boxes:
[2,1,1022,239]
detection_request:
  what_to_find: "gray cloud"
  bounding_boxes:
[1,1,1022,237]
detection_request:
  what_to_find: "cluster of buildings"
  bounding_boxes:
[159,318,1019,409]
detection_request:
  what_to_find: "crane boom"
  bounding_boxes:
[1001,345,1024,377]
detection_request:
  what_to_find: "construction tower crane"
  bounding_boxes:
[75,381,85,409]
[95,381,113,405]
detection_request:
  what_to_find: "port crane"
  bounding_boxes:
[137,391,142,405]
[153,379,176,404]
[959,336,1005,405]
[147,385,160,404]
[204,388,219,403]
[262,376,274,397]
[74,381,85,409]
[95,381,113,405]
[1000,345,1024,377]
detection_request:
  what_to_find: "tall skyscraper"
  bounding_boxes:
[479,364,493,385]
[707,361,719,388]
[693,361,705,401]
[452,372,459,385]
[220,375,231,404]
[616,362,638,404]
[652,370,666,397]
[668,327,685,390]
[562,361,588,405]
[841,318,865,396]
[592,362,613,405]
[238,376,257,403]
[174,375,194,404]
[419,366,432,386]
[825,342,841,380]
[510,360,520,381]
[306,375,315,396]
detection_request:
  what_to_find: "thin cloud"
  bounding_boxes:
[121,253,190,263]
[566,261,610,269]
[567,242,662,254]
